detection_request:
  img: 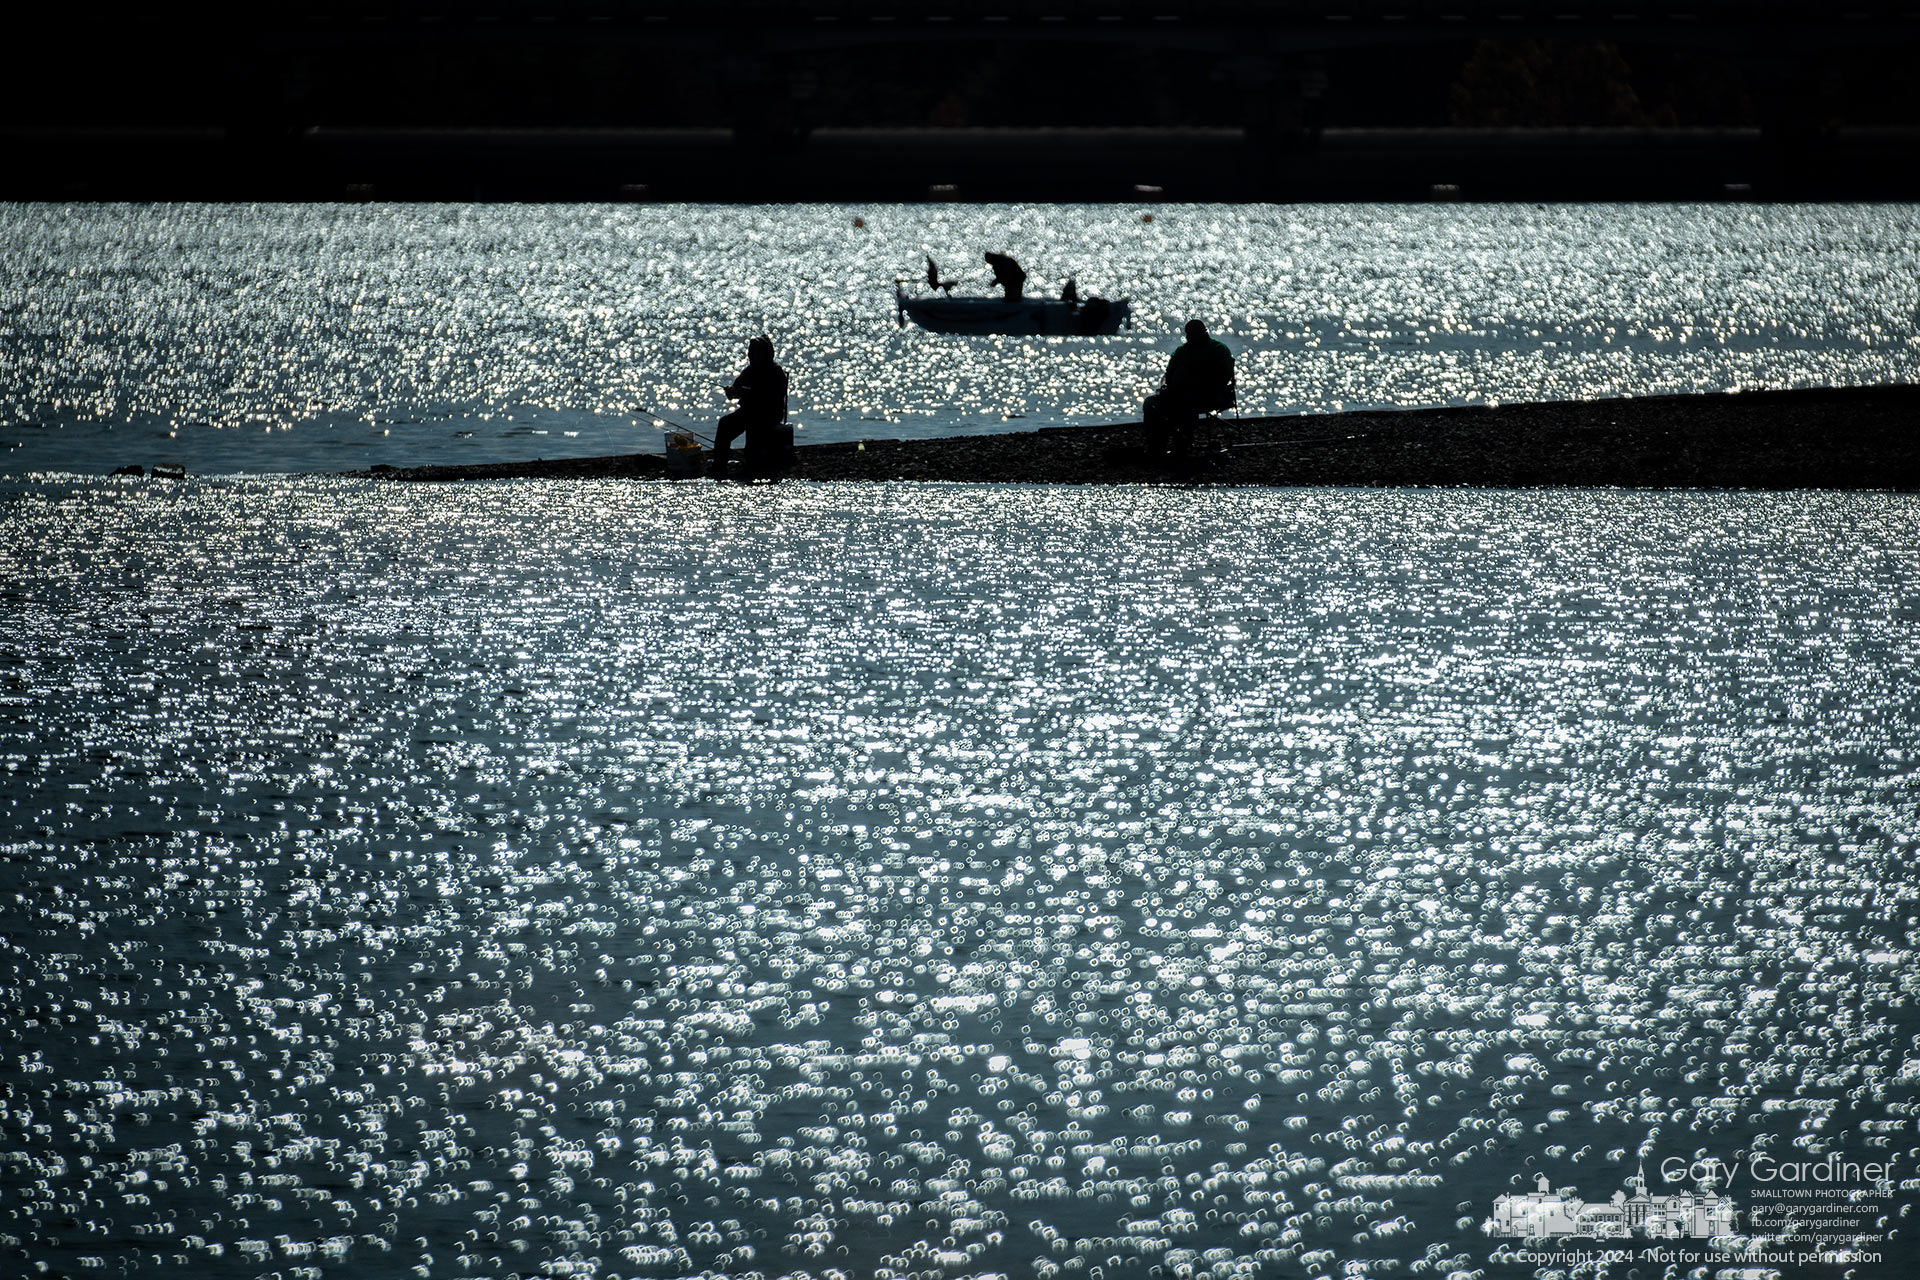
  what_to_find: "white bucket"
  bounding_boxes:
[663,434,705,478]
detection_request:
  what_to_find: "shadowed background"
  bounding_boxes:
[11,0,1920,199]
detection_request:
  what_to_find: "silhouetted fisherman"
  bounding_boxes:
[926,255,956,294]
[984,251,1026,301]
[712,335,789,479]
[1144,319,1235,459]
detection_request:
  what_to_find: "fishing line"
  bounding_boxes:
[635,405,714,446]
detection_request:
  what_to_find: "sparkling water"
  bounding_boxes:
[4,202,1918,474]
[3,478,1915,1277]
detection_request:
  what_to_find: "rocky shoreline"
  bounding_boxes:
[363,385,1920,489]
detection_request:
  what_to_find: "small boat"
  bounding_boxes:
[895,285,1131,336]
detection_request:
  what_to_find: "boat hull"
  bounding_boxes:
[896,292,1130,335]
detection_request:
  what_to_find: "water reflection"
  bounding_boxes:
[2,480,1915,1277]
[2,203,1918,472]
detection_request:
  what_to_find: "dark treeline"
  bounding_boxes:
[12,35,1918,134]
[15,10,1919,200]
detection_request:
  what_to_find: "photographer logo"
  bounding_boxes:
[1489,1163,1737,1240]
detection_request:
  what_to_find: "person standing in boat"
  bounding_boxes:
[712,334,789,479]
[926,255,956,294]
[1144,319,1235,459]
[984,251,1026,301]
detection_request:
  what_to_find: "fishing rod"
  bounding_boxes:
[639,393,804,449]
[634,403,714,447]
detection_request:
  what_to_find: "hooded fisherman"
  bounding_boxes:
[712,334,790,479]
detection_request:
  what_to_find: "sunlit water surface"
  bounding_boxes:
[3,478,1917,1279]
[3,202,1918,473]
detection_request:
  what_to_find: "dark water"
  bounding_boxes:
[4,202,1918,474]
[3,478,1916,1278]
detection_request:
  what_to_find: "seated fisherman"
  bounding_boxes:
[712,335,789,479]
[1143,318,1235,459]
[983,251,1026,301]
